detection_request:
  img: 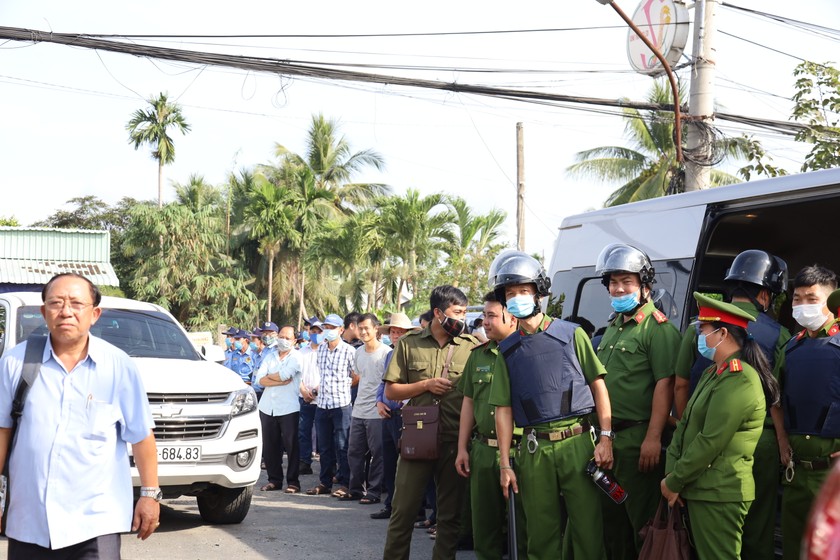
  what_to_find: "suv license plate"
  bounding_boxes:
[158,445,201,463]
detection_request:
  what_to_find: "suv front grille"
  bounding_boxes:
[154,418,225,441]
[147,392,230,405]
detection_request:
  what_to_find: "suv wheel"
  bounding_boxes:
[197,485,253,524]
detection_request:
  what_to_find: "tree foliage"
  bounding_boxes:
[792,61,840,172]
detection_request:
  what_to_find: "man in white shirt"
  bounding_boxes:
[298,320,322,475]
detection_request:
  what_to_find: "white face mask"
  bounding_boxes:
[792,303,829,332]
[276,338,294,352]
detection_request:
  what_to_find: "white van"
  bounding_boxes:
[548,167,840,334]
[0,292,262,524]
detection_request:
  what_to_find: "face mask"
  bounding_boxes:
[610,292,640,314]
[249,342,259,352]
[224,338,232,349]
[276,338,294,352]
[792,303,829,332]
[323,328,340,342]
[301,331,310,342]
[506,295,536,318]
[697,328,722,360]
[261,335,276,347]
[233,340,243,351]
[310,333,322,345]
[438,313,466,337]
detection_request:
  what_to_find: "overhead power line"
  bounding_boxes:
[0,25,810,138]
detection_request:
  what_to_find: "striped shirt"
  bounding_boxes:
[315,340,355,409]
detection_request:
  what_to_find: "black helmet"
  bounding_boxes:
[595,243,656,286]
[724,250,788,295]
[488,250,551,302]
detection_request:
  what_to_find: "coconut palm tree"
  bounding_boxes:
[446,196,507,297]
[127,93,191,208]
[173,174,223,214]
[566,80,746,207]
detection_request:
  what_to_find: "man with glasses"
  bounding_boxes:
[0,272,160,559]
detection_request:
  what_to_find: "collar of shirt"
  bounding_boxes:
[518,314,552,336]
[614,300,655,326]
[45,334,106,372]
[416,324,474,346]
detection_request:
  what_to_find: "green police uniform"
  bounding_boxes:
[458,340,526,560]
[489,317,607,560]
[382,326,477,560]
[674,301,790,560]
[596,300,680,558]
[779,319,840,560]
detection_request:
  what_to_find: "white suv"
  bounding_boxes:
[0,292,261,524]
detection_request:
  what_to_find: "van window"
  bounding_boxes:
[0,303,6,355]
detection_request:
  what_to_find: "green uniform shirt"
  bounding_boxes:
[597,300,681,421]
[488,318,606,430]
[675,301,791,382]
[383,325,478,441]
[665,353,765,501]
[457,341,522,439]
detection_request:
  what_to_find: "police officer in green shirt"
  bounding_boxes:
[663,293,781,560]
[488,251,614,560]
[382,285,478,560]
[673,250,790,560]
[455,291,526,560]
[771,266,840,560]
[594,243,681,559]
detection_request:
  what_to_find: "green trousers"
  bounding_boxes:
[781,434,839,560]
[602,423,665,560]
[740,426,778,560]
[383,440,467,560]
[518,429,605,560]
[688,499,751,560]
[469,440,527,560]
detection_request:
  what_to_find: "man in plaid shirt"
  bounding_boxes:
[306,313,358,496]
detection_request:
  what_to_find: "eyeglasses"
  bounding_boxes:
[45,299,94,312]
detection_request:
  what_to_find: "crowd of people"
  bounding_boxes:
[220,245,839,560]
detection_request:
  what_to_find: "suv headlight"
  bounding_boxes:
[230,388,258,417]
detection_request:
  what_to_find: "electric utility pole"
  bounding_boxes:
[516,122,525,251]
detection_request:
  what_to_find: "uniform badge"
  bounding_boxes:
[829,323,840,336]
[729,359,742,372]
[634,311,645,323]
[652,310,668,324]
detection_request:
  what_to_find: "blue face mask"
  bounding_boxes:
[506,295,536,318]
[310,333,322,345]
[696,328,721,360]
[301,331,310,341]
[233,340,243,351]
[224,338,232,349]
[323,328,340,342]
[249,342,259,352]
[610,292,640,314]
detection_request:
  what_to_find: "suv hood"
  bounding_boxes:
[132,358,246,393]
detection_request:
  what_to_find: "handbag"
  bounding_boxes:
[638,498,693,560]
[399,345,456,461]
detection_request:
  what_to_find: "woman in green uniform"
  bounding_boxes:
[662,293,781,560]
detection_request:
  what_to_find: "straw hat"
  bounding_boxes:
[378,312,421,334]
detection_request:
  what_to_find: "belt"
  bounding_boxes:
[528,421,588,442]
[473,433,521,448]
[795,457,837,471]
[612,419,646,432]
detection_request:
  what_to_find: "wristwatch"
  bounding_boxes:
[599,429,616,440]
[140,487,163,502]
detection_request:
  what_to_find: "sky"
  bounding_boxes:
[1,0,838,261]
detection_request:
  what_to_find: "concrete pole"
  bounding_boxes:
[685,0,719,192]
[516,122,525,251]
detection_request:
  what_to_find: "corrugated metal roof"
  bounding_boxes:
[0,227,111,261]
[0,259,119,287]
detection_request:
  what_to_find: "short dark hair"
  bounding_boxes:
[793,265,838,291]
[483,291,500,304]
[358,313,381,327]
[344,312,362,329]
[563,315,596,339]
[430,285,468,313]
[42,273,102,306]
[419,309,434,324]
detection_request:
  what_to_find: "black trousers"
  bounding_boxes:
[8,534,120,560]
[260,410,300,488]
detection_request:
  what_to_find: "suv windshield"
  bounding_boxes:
[16,306,201,361]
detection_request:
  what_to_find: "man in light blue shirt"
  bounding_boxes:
[257,325,303,493]
[0,273,160,559]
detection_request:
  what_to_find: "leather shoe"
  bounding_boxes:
[370,508,392,519]
[298,462,313,475]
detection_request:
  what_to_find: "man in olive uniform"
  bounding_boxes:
[382,285,478,560]
[772,266,840,559]
[594,243,681,559]
[488,251,614,560]
[455,292,526,560]
[673,250,790,559]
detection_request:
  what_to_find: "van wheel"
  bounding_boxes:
[197,485,253,524]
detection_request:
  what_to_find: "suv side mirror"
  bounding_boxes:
[202,344,227,363]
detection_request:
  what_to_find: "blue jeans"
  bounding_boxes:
[315,405,351,488]
[298,398,317,465]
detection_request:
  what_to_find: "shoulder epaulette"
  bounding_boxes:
[474,340,491,349]
[652,310,668,324]
[729,358,742,372]
[829,323,840,337]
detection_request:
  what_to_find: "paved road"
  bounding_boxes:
[0,466,479,559]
